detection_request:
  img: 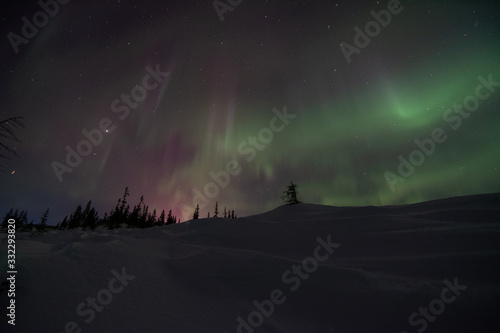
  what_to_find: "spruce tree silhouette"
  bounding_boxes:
[40,208,49,230]
[159,210,166,224]
[193,204,200,219]
[281,181,302,205]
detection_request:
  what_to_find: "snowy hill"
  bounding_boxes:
[1,193,500,333]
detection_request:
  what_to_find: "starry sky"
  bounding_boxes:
[1,0,499,224]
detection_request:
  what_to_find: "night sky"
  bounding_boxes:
[1,0,499,224]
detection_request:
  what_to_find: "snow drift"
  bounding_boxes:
[1,193,500,333]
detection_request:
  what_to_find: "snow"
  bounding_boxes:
[1,193,500,332]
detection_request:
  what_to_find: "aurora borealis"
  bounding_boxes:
[1,0,499,223]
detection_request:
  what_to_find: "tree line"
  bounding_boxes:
[2,182,301,232]
[1,186,240,231]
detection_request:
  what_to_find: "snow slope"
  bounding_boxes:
[1,193,500,333]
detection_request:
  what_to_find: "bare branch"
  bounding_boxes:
[0,116,25,172]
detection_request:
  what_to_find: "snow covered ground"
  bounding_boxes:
[1,193,500,333]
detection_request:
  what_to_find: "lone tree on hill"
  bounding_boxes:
[281,181,301,205]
